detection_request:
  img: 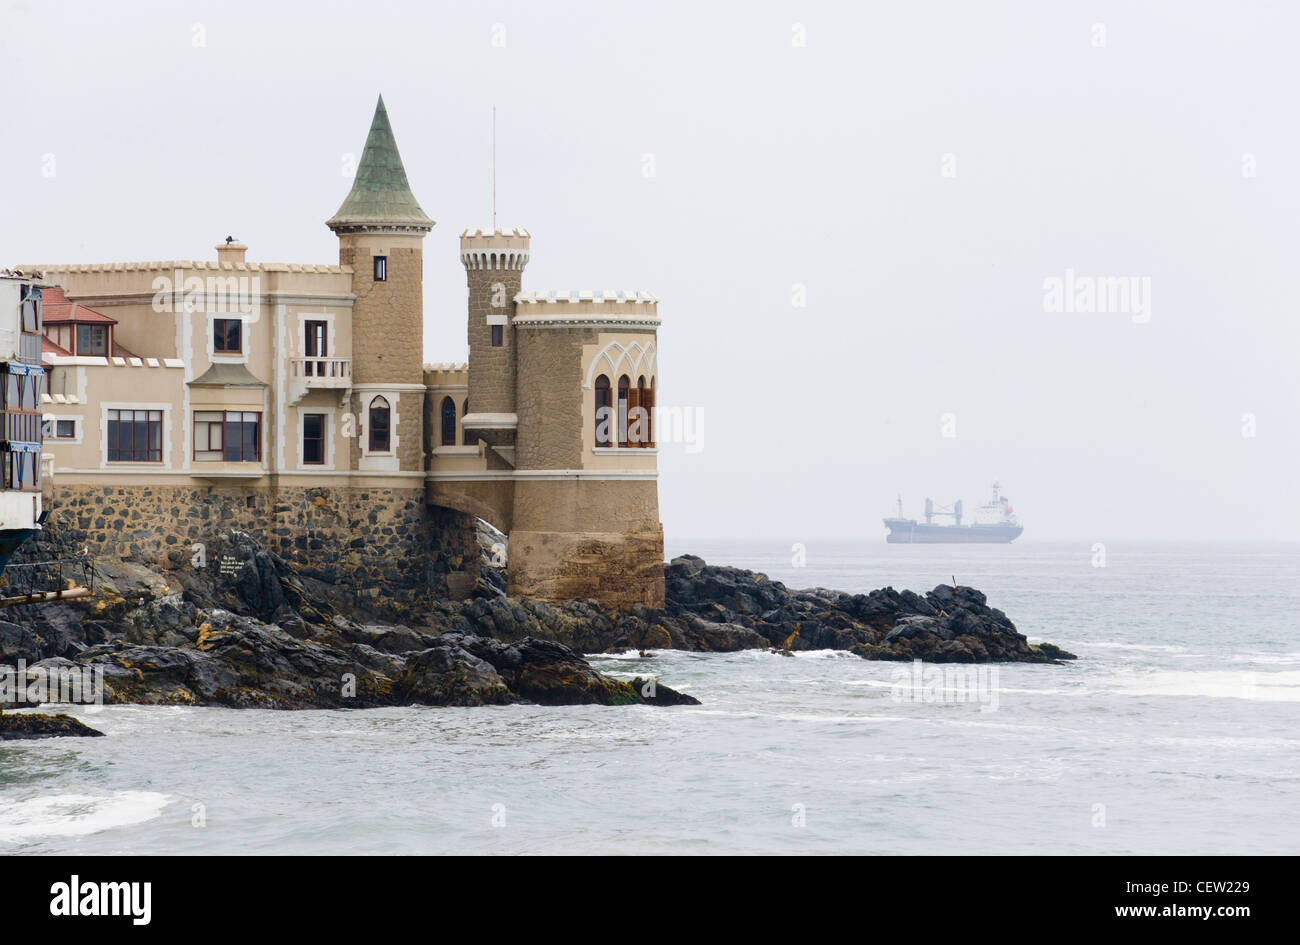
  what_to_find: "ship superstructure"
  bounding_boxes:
[883,482,1023,543]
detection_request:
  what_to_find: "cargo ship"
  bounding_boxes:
[883,482,1023,543]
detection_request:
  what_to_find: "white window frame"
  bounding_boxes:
[100,402,170,469]
[296,405,336,470]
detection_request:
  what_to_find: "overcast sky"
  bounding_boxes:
[3,0,1297,541]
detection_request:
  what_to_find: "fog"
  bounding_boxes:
[3,0,1296,541]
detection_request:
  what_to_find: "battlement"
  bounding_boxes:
[423,362,469,387]
[515,289,656,304]
[512,290,659,328]
[23,260,353,275]
[460,228,531,271]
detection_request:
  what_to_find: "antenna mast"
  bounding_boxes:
[492,105,497,231]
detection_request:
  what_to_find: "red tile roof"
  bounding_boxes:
[41,335,72,356]
[39,286,118,325]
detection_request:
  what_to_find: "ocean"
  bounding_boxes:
[2,540,1297,855]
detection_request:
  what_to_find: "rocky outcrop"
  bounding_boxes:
[0,712,104,740]
[450,553,1074,663]
[656,555,1075,663]
[4,605,697,710]
[1,528,1070,716]
[1,531,700,711]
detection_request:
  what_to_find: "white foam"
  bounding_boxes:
[0,792,170,843]
[1107,669,1300,701]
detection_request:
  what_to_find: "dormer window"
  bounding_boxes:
[214,318,242,354]
[76,325,108,355]
[35,287,123,360]
[374,255,387,282]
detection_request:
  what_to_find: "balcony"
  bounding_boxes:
[289,357,351,405]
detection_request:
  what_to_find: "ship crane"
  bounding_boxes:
[883,482,1023,543]
[924,497,964,526]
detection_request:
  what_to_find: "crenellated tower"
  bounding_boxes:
[459,228,529,467]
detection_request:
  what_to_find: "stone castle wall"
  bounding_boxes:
[515,325,591,469]
[339,239,425,386]
[29,483,480,616]
[466,268,521,416]
[508,479,664,609]
[508,528,665,610]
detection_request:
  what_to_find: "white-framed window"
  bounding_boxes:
[302,413,326,464]
[107,409,163,463]
[194,410,261,462]
[367,395,391,453]
[206,313,250,363]
[294,406,336,470]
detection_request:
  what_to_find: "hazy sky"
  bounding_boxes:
[3,1,1297,541]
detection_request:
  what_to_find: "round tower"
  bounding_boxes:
[460,228,529,462]
[327,95,433,474]
[508,289,665,610]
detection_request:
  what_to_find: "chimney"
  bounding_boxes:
[216,238,247,265]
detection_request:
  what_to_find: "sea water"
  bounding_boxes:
[2,540,1296,854]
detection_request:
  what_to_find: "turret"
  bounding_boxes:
[328,96,433,474]
[327,95,433,389]
[460,228,529,461]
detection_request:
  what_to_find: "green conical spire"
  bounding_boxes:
[326,95,433,232]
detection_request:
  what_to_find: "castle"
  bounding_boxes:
[21,97,664,611]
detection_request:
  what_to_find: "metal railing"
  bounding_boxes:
[0,553,95,607]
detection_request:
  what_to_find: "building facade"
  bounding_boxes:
[19,97,664,610]
[0,272,47,569]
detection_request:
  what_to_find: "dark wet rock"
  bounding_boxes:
[656,557,1075,664]
[395,640,511,707]
[7,521,1074,716]
[0,712,104,740]
[629,676,701,706]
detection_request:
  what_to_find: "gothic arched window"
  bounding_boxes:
[440,396,457,446]
[368,396,391,453]
[635,375,653,447]
[617,375,631,446]
[461,398,472,445]
[594,375,612,446]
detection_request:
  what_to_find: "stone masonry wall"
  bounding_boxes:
[26,484,480,617]
[340,241,425,386]
[515,325,592,469]
[347,388,426,473]
[466,267,521,417]
[508,528,665,610]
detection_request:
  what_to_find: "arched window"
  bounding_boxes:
[647,376,655,446]
[617,375,631,446]
[368,396,391,453]
[594,375,612,446]
[626,374,645,446]
[440,396,456,446]
[462,398,472,445]
[635,375,653,447]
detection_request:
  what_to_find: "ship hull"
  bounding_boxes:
[882,519,1022,544]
